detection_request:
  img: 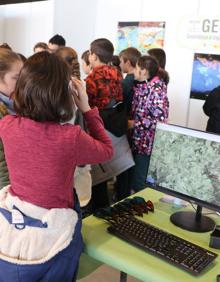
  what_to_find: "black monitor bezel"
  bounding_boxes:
[146,122,220,214]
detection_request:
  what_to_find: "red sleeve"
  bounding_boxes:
[85,74,98,108]
[76,107,113,165]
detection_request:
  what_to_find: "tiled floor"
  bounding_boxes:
[77,264,141,282]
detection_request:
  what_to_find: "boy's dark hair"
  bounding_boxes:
[111,55,120,67]
[148,48,166,69]
[137,55,169,85]
[111,55,121,73]
[81,50,90,65]
[49,34,66,47]
[90,38,114,64]
[14,51,74,122]
[119,47,141,67]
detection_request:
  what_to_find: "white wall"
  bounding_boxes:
[53,0,98,55]
[0,0,54,57]
[1,0,220,131]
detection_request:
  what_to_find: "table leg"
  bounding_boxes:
[120,271,127,282]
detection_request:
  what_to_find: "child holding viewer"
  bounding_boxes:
[56,46,92,212]
[0,51,113,281]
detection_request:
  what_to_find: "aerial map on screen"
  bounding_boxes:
[147,124,220,206]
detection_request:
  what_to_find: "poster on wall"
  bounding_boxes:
[190,53,220,100]
[115,21,165,55]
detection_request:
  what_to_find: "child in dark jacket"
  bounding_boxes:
[119,47,141,117]
[113,47,142,200]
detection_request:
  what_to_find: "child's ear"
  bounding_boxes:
[89,52,96,61]
[144,69,150,79]
[93,53,98,62]
[126,60,132,68]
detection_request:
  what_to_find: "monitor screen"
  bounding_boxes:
[146,122,220,232]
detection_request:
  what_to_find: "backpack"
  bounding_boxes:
[99,100,128,137]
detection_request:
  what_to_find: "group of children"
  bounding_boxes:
[0,35,169,281]
[81,39,169,209]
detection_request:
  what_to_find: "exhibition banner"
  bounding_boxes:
[178,16,220,51]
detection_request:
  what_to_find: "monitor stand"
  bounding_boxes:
[170,205,215,232]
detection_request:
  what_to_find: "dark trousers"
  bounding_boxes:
[130,153,151,192]
[91,181,110,212]
[115,169,132,201]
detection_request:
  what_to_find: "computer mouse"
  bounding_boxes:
[217,274,220,282]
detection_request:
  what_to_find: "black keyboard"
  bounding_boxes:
[107,216,218,275]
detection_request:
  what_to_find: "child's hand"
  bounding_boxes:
[70,78,91,113]
[128,120,134,129]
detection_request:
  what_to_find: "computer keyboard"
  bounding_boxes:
[107,216,218,275]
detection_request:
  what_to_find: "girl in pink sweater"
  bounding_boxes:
[0,51,113,282]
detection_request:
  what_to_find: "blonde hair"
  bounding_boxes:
[55,47,80,79]
[0,49,22,79]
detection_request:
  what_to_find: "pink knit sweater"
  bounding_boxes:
[0,108,113,209]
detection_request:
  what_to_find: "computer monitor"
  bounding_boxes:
[146,122,220,233]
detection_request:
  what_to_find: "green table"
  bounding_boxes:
[80,188,220,282]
